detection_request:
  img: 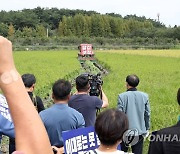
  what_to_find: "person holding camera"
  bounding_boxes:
[68,74,109,127]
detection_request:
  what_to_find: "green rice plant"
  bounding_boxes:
[95,51,180,153]
[14,50,81,100]
[97,49,180,58]
[13,49,180,153]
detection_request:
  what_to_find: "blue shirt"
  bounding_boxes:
[0,94,14,143]
[39,103,85,147]
[68,94,103,127]
[117,89,150,135]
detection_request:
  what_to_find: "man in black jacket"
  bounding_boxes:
[21,73,45,113]
[148,88,180,154]
[9,73,45,153]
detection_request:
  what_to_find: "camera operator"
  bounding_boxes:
[68,74,109,127]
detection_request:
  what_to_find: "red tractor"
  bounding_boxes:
[78,44,95,60]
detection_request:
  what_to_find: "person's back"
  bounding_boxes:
[69,94,102,127]
[148,124,180,154]
[40,103,84,147]
[21,74,45,113]
[40,79,85,147]
[117,75,150,154]
[118,90,149,134]
[148,88,180,154]
[68,74,108,127]
[27,92,44,113]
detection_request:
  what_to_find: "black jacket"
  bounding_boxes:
[28,92,45,113]
[148,121,180,154]
[9,92,45,153]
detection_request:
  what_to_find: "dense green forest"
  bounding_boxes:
[0,7,179,50]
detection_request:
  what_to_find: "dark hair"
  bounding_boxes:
[21,74,36,88]
[177,88,180,105]
[95,109,129,146]
[52,79,71,100]
[76,75,89,92]
[126,74,139,87]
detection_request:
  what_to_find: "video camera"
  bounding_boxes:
[87,73,103,97]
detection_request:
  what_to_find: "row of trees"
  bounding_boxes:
[0,23,47,38]
[0,7,179,49]
[58,14,180,39]
[0,7,98,30]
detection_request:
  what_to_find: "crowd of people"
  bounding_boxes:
[0,36,180,154]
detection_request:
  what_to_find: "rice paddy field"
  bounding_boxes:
[14,50,81,99]
[13,49,180,153]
